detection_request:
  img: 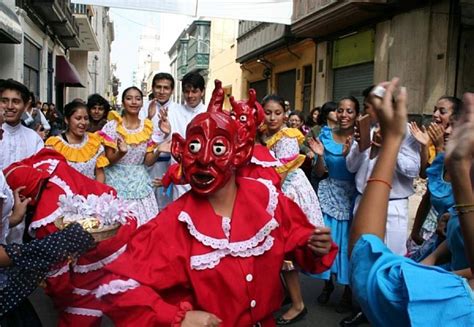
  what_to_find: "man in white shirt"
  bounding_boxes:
[0,79,44,243]
[139,73,180,210]
[167,72,207,200]
[346,86,420,256]
[22,95,51,132]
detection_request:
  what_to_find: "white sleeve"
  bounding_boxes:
[345,141,367,173]
[39,110,51,130]
[139,100,150,120]
[396,132,421,178]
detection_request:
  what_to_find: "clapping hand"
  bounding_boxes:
[427,122,445,152]
[117,137,128,154]
[409,122,430,146]
[158,107,171,135]
[308,137,324,156]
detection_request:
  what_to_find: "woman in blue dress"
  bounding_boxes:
[409,151,455,262]
[308,97,358,312]
[349,79,473,326]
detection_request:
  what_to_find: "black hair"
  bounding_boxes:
[181,72,205,92]
[64,100,88,120]
[338,96,360,115]
[121,86,143,103]
[317,101,337,126]
[362,85,376,100]
[87,93,111,116]
[152,73,175,90]
[288,111,305,121]
[0,79,30,104]
[307,106,321,127]
[29,92,35,105]
[262,94,286,111]
[438,95,463,118]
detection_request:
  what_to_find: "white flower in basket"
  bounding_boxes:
[56,193,137,241]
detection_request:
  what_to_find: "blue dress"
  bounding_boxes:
[412,153,455,262]
[427,153,455,216]
[311,127,356,285]
[446,208,469,271]
[351,234,474,326]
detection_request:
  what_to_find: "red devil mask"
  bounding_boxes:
[171,80,253,195]
[230,88,264,143]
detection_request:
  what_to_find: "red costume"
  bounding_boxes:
[100,177,337,326]
[3,149,136,327]
[94,81,337,326]
[231,88,282,188]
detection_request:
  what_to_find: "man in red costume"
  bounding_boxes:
[4,149,137,326]
[98,80,337,326]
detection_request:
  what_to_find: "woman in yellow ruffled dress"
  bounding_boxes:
[46,100,109,183]
[262,95,324,325]
[99,87,167,226]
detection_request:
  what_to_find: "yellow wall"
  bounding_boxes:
[240,39,316,111]
[206,18,242,110]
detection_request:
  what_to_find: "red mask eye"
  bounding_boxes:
[188,140,201,153]
[212,142,227,156]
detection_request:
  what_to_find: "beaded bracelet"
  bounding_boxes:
[455,207,474,215]
[367,178,392,190]
[453,203,474,209]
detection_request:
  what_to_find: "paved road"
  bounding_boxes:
[31,273,370,326]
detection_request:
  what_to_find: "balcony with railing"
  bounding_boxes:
[70,3,99,51]
[20,0,81,47]
[236,20,292,63]
[186,20,210,73]
[291,0,422,38]
[177,39,189,80]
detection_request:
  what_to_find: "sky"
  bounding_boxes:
[109,8,192,94]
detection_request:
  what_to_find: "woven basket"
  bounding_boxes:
[54,217,120,242]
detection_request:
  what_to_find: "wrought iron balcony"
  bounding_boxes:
[70,3,99,51]
[20,0,80,48]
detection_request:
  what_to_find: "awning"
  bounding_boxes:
[0,2,22,44]
[56,55,85,87]
[71,0,293,25]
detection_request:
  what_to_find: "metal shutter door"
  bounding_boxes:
[333,62,374,106]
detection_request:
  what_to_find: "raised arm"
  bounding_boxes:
[349,78,407,255]
[444,92,474,287]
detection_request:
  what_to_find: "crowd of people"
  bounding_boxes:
[0,71,473,327]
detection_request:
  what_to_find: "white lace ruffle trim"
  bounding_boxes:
[180,178,280,270]
[256,178,278,217]
[29,176,74,234]
[72,288,91,296]
[250,155,282,168]
[33,158,60,174]
[48,263,69,278]
[73,245,127,273]
[93,278,140,298]
[179,212,279,253]
[191,235,275,270]
[64,307,103,317]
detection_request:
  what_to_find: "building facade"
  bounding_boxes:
[206,18,241,110]
[168,20,211,104]
[236,21,316,115]
[292,0,474,117]
[0,0,114,111]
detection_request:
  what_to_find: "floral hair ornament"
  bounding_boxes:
[56,193,137,241]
